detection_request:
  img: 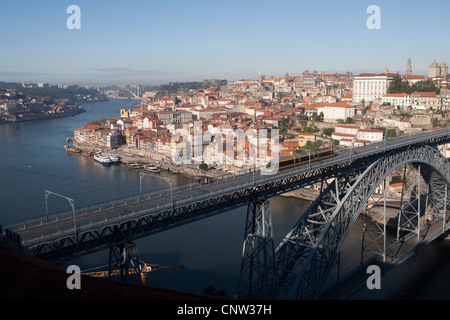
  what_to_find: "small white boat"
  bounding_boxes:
[94,153,113,165]
[128,163,145,169]
[145,166,161,173]
[108,155,121,163]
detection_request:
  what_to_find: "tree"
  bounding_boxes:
[199,163,208,170]
[410,80,440,94]
[322,127,335,136]
[389,73,440,94]
[345,117,354,124]
[388,74,409,93]
[386,129,396,138]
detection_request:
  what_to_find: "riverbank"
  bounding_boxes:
[0,108,85,124]
[73,143,235,181]
[280,188,319,202]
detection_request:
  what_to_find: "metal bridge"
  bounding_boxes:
[2,127,450,299]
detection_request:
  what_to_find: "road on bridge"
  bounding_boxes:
[7,127,450,249]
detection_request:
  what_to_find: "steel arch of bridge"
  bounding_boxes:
[270,145,450,300]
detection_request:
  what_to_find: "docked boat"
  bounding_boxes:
[65,145,80,153]
[94,153,113,165]
[145,166,161,173]
[108,155,121,164]
[128,163,145,169]
[82,151,92,156]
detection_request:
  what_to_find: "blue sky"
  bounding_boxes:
[0,0,449,85]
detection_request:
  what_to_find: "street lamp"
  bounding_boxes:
[140,172,173,210]
[308,150,311,171]
[45,190,76,236]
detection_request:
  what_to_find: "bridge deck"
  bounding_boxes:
[5,127,450,254]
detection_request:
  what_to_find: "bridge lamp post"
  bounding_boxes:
[140,172,173,210]
[308,150,311,171]
[45,190,76,235]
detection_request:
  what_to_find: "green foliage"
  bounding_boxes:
[303,126,320,133]
[300,140,322,151]
[386,129,396,138]
[16,85,106,103]
[322,127,335,136]
[388,74,440,94]
[312,112,323,122]
[199,163,208,170]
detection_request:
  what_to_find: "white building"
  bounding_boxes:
[332,127,383,146]
[381,93,411,109]
[335,124,360,135]
[353,73,396,103]
[322,102,356,121]
[411,92,438,110]
[439,89,450,110]
[356,129,383,142]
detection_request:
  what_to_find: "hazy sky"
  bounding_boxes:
[1,0,449,85]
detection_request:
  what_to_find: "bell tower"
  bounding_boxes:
[406,57,412,76]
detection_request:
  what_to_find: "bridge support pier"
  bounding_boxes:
[108,242,142,284]
[238,200,275,299]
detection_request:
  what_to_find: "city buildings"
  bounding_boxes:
[68,59,450,171]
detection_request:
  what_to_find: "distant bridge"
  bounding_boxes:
[2,127,450,299]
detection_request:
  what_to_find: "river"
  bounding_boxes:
[1,99,450,299]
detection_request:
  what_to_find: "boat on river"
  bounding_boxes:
[128,163,145,169]
[94,153,113,165]
[65,145,80,153]
[145,166,161,173]
[108,155,121,164]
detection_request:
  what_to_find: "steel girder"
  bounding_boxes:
[239,201,276,299]
[29,161,360,263]
[271,145,450,300]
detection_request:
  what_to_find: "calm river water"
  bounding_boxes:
[1,99,450,299]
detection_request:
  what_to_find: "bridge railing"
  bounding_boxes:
[16,175,266,246]
[8,126,450,246]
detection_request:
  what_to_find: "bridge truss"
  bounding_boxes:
[258,144,450,300]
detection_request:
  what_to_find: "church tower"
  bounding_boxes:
[406,57,412,76]
[440,61,448,78]
[429,60,440,78]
